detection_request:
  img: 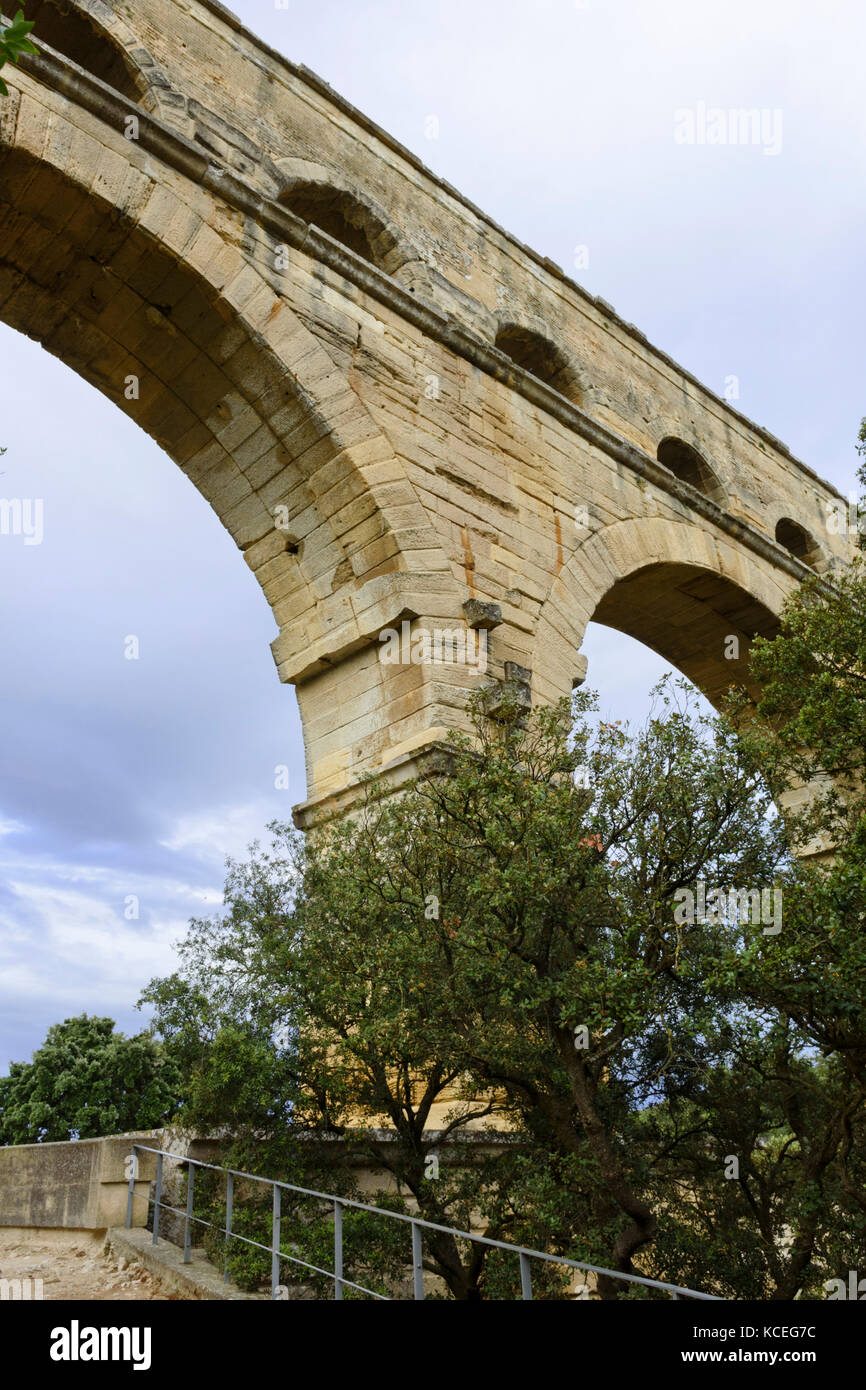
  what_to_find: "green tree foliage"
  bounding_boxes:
[713,425,866,1178]
[0,10,37,96]
[746,563,866,813]
[144,680,866,1298]
[0,1014,184,1143]
[744,422,866,806]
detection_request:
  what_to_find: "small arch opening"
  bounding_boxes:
[775,518,822,570]
[280,184,389,270]
[20,0,143,103]
[656,437,727,508]
[494,324,583,407]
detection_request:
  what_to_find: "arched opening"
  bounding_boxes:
[0,125,412,774]
[580,561,833,860]
[580,621,715,730]
[656,437,727,508]
[591,561,780,707]
[531,517,826,847]
[279,183,393,271]
[494,323,584,407]
[775,517,822,570]
[19,0,144,103]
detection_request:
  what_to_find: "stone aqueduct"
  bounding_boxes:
[1,0,856,826]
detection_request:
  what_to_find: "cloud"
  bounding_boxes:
[158,801,282,862]
[0,880,182,992]
[0,849,228,1069]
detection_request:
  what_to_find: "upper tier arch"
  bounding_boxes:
[19,0,186,127]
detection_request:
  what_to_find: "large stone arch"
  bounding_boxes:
[0,77,462,813]
[1,0,856,835]
[531,516,794,710]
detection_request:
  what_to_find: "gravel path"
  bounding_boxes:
[0,1228,176,1300]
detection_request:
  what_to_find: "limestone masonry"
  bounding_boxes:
[1,0,855,826]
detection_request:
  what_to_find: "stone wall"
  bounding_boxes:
[0,1131,159,1230]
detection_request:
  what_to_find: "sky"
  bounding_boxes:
[1,0,864,1071]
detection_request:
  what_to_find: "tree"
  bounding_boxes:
[0,10,37,97]
[670,421,866,1295]
[722,425,866,1090]
[746,560,866,827]
[0,1014,184,1143]
[144,680,866,1298]
[745,421,866,812]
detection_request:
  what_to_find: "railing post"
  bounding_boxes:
[411,1222,424,1301]
[124,1147,137,1229]
[152,1152,163,1245]
[334,1200,343,1301]
[183,1163,194,1264]
[519,1252,533,1300]
[271,1185,281,1299]
[224,1171,234,1284]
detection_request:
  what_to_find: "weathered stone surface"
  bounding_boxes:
[1,0,856,825]
[504,661,532,688]
[0,1132,159,1229]
[463,598,503,630]
[106,1227,269,1300]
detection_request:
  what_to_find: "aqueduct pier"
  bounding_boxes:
[0,0,856,825]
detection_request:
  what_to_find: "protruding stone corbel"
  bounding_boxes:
[462,598,502,630]
[484,661,532,722]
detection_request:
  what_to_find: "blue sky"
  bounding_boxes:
[1,0,864,1070]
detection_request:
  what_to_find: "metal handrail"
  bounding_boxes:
[125,1142,720,1302]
